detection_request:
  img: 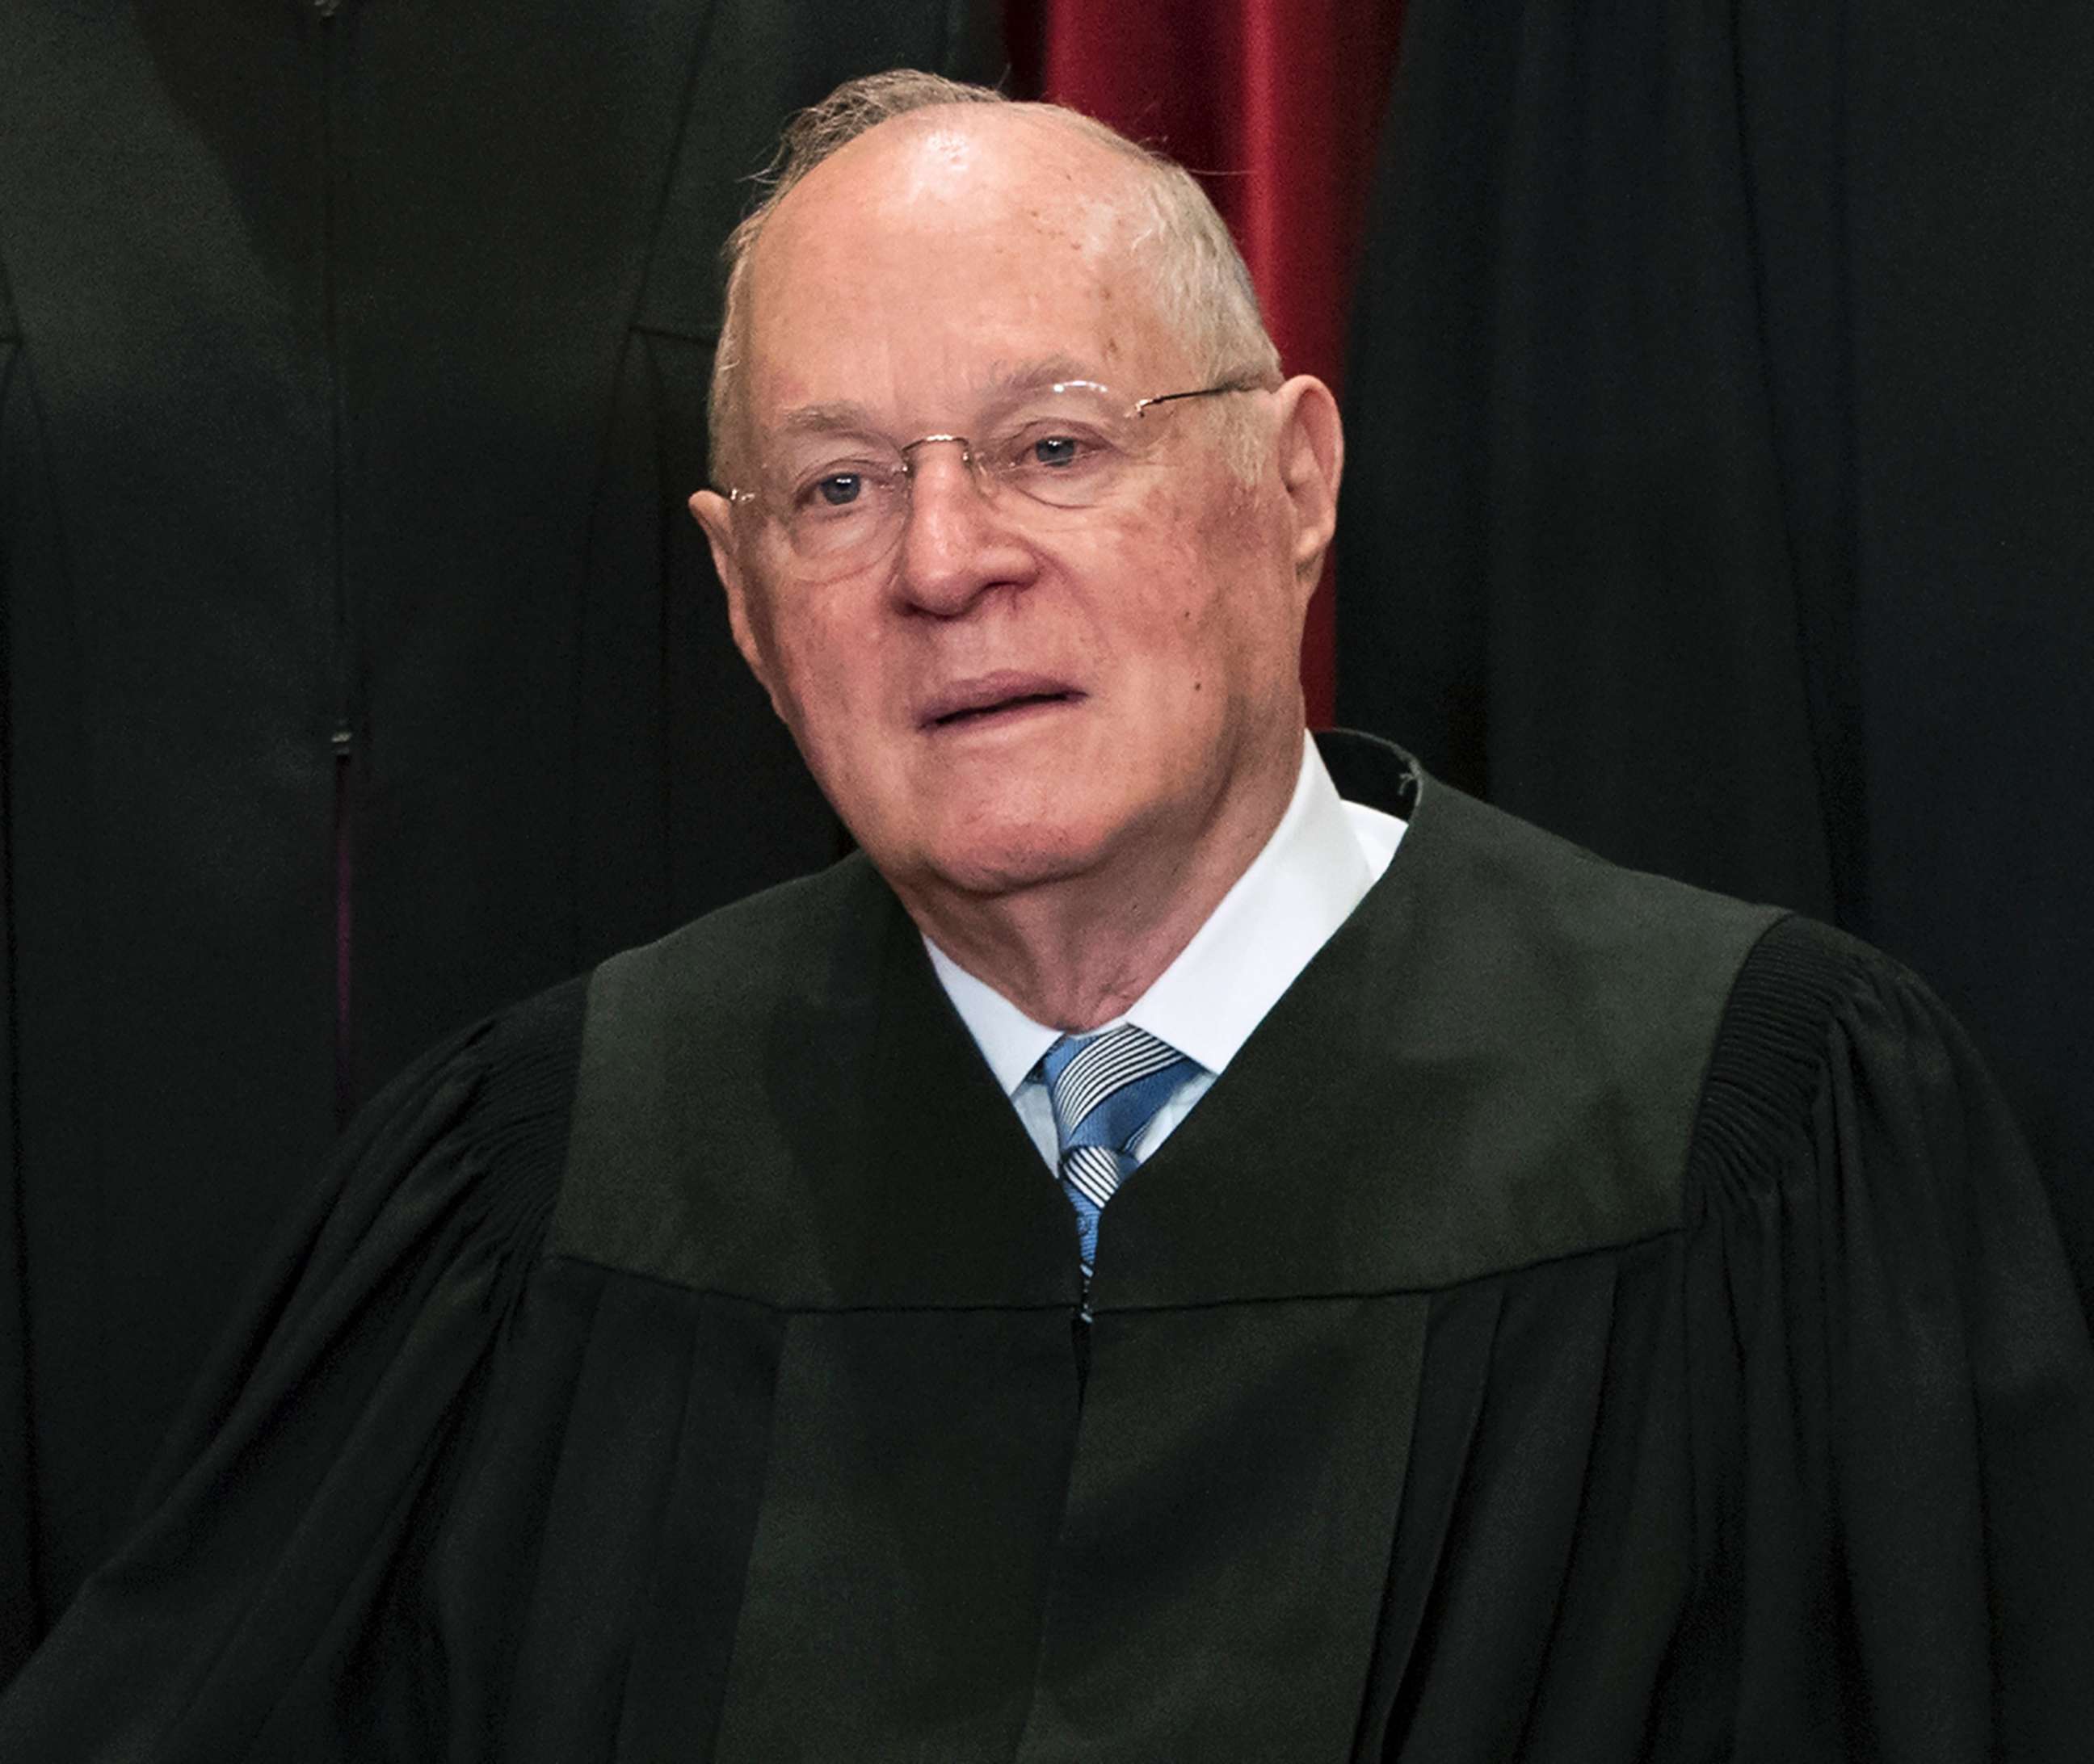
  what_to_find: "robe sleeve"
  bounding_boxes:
[1692,915,2094,1758]
[0,976,586,1762]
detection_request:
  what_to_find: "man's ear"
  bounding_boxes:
[689,489,780,712]
[1271,376,1344,600]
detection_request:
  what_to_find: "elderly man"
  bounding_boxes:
[4,72,2090,1762]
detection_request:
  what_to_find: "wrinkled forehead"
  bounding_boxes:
[741,111,1188,429]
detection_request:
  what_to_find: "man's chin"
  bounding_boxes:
[940,844,1099,901]
[902,821,1115,904]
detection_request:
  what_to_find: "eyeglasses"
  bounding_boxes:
[725,378,1265,576]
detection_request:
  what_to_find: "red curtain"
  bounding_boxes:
[1008,1,1406,724]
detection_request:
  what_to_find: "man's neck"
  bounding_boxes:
[898,746,1304,1033]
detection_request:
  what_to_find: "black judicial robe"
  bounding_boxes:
[4,735,2089,1760]
[0,0,1002,1665]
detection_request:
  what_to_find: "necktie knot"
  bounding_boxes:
[1039,1025,1200,1287]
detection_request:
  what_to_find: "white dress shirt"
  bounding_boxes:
[925,733,1407,1169]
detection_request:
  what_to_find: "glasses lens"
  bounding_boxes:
[750,384,1164,569]
[772,447,906,562]
[982,392,1138,510]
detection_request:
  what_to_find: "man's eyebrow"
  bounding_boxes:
[768,359,1110,439]
[772,402,883,439]
[984,355,1103,396]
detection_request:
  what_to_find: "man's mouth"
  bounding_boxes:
[921,675,1084,729]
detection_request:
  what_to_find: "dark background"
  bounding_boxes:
[2,0,2085,1686]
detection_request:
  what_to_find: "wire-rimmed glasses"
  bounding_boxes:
[725,378,1265,577]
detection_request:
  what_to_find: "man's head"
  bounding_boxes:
[705,74,1282,489]
[691,74,1343,948]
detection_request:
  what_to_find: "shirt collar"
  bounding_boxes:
[924,733,1397,1096]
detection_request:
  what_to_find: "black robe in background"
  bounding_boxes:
[0,0,1003,1674]
[2,734,2087,1760]
[1334,0,2094,1320]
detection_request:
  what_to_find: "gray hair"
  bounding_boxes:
[708,70,1283,485]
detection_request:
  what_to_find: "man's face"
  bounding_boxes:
[694,111,1336,919]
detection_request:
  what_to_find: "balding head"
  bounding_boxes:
[706,73,1280,487]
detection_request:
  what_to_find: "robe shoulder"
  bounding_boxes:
[1684,906,2090,1269]
[576,848,889,1028]
[1368,905,2094,1758]
[0,857,898,1756]
[0,971,591,1759]
[1680,913,2094,1754]
[1235,759,1788,1291]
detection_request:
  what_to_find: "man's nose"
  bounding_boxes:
[892,443,1035,614]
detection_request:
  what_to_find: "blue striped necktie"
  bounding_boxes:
[1040,1024,1200,1288]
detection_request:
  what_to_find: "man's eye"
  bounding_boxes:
[1001,426,1112,474]
[790,468,882,516]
